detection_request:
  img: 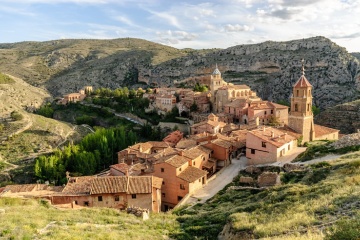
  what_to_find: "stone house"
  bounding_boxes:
[190,113,227,135]
[154,94,177,113]
[58,86,92,105]
[117,141,171,165]
[51,176,163,213]
[152,153,208,211]
[246,126,297,165]
[247,101,289,125]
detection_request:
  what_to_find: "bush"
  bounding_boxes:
[36,104,54,118]
[325,218,360,240]
[0,123,4,132]
[10,111,23,121]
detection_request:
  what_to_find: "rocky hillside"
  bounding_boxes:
[0,37,359,109]
[315,99,360,134]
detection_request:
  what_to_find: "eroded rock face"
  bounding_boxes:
[315,99,360,134]
[146,36,360,110]
[0,37,359,110]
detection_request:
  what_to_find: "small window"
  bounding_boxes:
[161,168,164,172]
[179,168,182,172]
[296,90,299,97]
[132,194,136,199]
[162,181,165,185]
[177,196,183,201]
[114,196,119,202]
[193,161,195,166]
[180,184,185,190]
[264,111,267,115]
[74,201,78,205]
[271,110,273,114]
[288,145,290,150]
[295,104,298,112]
[84,201,89,206]
[251,149,255,154]
[162,193,165,198]
[262,142,266,148]
[98,196,103,202]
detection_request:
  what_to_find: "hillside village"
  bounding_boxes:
[0,61,342,214]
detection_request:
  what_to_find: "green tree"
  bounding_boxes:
[312,105,321,115]
[36,104,54,118]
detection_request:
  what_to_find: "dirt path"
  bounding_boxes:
[183,157,248,206]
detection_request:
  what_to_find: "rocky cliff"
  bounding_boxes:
[315,99,360,134]
[0,36,359,109]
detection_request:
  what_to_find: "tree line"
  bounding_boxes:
[34,126,137,185]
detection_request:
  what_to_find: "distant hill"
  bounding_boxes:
[352,52,360,61]
[0,37,359,109]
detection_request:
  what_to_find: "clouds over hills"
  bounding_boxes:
[0,0,359,51]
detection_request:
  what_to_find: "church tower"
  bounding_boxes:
[288,60,315,143]
[210,64,224,112]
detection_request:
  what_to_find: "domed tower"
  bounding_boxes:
[288,60,315,143]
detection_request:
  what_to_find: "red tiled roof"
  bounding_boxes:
[3,184,41,193]
[65,176,163,195]
[248,127,296,148]
[62,176,94,194]
[177,166,207,183]
[165,155,190,168]
[212,138,233,148]
[314,124,339,138]
[110,163,129,174]
[176,139,197,149]
[293,75,312,88]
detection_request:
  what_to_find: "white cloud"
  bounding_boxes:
[224,24,254,32]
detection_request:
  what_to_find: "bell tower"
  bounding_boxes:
[288,59,315,143]
[210,64,223,112]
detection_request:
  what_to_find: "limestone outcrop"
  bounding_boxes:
[0,37,359,110]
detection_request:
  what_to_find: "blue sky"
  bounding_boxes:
[0,0,359,52]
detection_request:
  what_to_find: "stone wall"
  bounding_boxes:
[257,172,281,187]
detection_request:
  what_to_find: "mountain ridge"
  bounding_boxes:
[0,36,359,109]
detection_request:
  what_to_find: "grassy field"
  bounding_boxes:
[0,198,180,240]
[172,152,360,240]
[0,114,90,164]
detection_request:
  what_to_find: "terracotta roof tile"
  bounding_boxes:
[177,166,207,183]
[212,139,233,148]
[248,127,296,148]
[110,163,129,174]
[62,176,94,194]
[293,75,312,88]
[165,155,190,168]
[314,124,339,138]
[183,147,206,159]
[176,139,197,149]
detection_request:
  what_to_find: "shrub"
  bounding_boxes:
[10,111,23,121]
[325,218,360,240]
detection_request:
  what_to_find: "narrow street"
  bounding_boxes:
[183,156,248,206]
